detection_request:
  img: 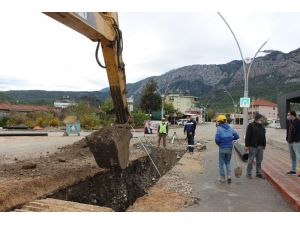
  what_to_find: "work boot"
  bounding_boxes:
[286,171,297,176]
[246,174,252,179]
[256,174,265,179]
[219,176,225,183]
[227,177,232,184]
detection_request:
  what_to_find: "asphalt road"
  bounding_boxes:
[177,123,293,211]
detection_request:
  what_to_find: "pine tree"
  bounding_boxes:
[139,79,162,113]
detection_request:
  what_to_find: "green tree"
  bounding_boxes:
[164,102,176,115]
[132,111,151,126]
[101,98,114,115]
[0,116,9,127]
[139,79,162,113]
[62,101,98,118]
[207,110,215,122]
[80,114,100,130]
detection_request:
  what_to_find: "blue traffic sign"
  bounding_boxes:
[240,97,251,108]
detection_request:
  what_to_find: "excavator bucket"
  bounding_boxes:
[86,126,132,170]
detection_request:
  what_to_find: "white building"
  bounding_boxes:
[54,96,77,109]
[165,94,199,114]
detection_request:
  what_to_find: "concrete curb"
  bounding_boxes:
[262,167,300,212]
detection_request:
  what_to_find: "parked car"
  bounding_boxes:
[177,119,188,126]
[267,119,281,129]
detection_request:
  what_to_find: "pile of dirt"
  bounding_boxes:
[86,126,132,169]
[0,129,191,212]
[0,135,103,211]
[0,131,162,211]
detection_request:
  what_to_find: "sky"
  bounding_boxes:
[1,11,300,91]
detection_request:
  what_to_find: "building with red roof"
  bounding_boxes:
[248,98,278,120]
[0,102,52,118]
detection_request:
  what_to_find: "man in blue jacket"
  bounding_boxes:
[215,115,239,183]
[184,115,197,153]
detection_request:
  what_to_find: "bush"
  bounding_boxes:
[6,111,62,128]
[49,117,61,127]
[132,111,151,126]
[80,114,100,130]
[7,113,26,126]
[0,116,9,127]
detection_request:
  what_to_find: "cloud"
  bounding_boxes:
[1,12,300,91]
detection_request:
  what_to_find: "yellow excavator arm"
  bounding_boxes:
[44,12,129,124]
[44,12,132,169]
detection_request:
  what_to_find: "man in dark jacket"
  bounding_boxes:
[184,116,197,153]
[245,113,266,179]
[286,111,300,178]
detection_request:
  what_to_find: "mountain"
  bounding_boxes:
[3,47,300,112]
[101,48,300,112]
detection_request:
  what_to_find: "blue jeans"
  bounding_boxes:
[219,148,232,178]
[247,146,264,176]
[288,142,300,172]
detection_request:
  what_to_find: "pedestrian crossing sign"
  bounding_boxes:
[240,97,250,108]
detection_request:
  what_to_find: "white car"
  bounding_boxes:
[267,119,281,129]
[177,119,188,126]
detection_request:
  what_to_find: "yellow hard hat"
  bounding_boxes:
[216,115,227,122]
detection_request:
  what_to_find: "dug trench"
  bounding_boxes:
[47,146,184,212]
[4,128,186,212]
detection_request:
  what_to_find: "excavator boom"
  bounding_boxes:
[44,12,131,169]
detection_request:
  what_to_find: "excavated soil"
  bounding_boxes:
[86,126,132,169]
[0,130,188,211]
[0,137,101,211]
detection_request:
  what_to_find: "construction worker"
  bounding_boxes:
[215,115,239,183]
[157,117,168,148]
[184,115,197,153]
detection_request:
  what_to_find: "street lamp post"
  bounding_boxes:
[217,12,269,140]
[161,94,165,119]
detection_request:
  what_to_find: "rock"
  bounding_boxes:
[46,151,50,154]
[14,158,18,161]
[58,157,66,162]
[22,162,37,170]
